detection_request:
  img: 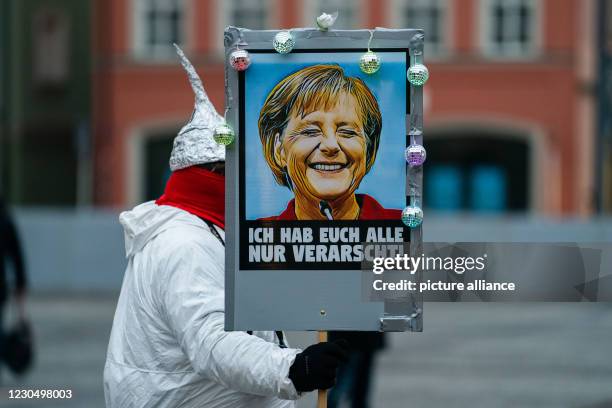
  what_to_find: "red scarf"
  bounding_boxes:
[156,166,225,229]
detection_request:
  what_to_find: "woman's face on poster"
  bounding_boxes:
[275,92,367,202]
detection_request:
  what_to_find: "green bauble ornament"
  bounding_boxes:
[401,205,424,228]
[359,51,381,74]
[213,123,235,146]
[407,64,429,86]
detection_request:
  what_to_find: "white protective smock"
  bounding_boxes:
[104,201,301,407]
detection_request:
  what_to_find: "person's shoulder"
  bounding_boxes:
[256,199,296,221]
[159,219,218,250]
[380,208,402,218]
[143,210,220,260]
[151,221,224,283]
[358,194,402,220]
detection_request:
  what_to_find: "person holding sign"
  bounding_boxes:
[103,47,348,408]
[258,65,400,221]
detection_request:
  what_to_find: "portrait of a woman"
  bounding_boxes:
[257,64,401,221]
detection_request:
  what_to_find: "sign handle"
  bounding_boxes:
[317,331,328,408]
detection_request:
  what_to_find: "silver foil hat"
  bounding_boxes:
[169,44,225,171]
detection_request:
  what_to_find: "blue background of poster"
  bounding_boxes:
[244,51,406,219]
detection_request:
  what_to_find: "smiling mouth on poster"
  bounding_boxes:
[223,26,428,333]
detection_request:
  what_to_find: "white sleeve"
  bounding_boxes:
[160,230,301,400]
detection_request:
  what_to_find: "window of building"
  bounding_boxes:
[216,0,270,54]
[481,0,538,58]
[425,135,529,213]
[230,0,267,29]
[144,135,174,201]
[21,126,78,205]
[396,0,447,57]
[133,0,185,59]
[315,0,357,29]
[32,8,70,87]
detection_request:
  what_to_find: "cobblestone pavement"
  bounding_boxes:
[1,296,611,408]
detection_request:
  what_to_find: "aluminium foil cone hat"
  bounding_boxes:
[169,44,225,171]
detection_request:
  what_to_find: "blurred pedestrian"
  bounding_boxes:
[0,196,27,380]
[103,46,348,408]
[328,331,386,408]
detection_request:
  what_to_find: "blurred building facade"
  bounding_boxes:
[2,0,607,216]
[0,0,92,206]
[598,0,612,212]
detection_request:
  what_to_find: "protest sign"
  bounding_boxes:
[224,27,424,332]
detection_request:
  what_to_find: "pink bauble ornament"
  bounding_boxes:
[405,144,427,167]
[229,49,251,71]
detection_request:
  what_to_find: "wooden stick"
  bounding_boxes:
[317,331,328,408]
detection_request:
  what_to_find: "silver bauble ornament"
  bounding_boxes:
[273,31,295,54]
[401,205,424,228]
[213,123,235,146]
[229,49,251,71]
[407,64,429,86]
[316,12,338,30]
[359,51,381,74]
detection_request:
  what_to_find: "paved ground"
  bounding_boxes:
[1,296,611,407]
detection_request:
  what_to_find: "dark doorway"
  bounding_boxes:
[21,125,77,205]
[144,135,174,201]
[424,134,530,213]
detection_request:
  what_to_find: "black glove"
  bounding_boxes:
[288,340,349,392]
